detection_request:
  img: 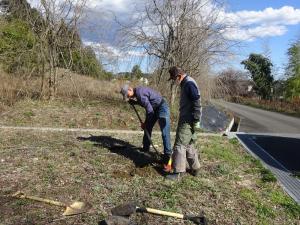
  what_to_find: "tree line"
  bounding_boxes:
[0,0,111,99]
[217,38,300,101]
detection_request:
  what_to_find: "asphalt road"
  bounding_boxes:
[214,100,300,133]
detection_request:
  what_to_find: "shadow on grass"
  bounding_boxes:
[77,135,163,172]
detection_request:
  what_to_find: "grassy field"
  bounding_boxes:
[0,129,299,225]
[0,70,299,224]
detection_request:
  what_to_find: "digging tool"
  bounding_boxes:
[130,104,161,157]
[111,203,207,225]
[12,191,88,216]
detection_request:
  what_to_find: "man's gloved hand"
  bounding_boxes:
[128,99,137,105]
[193,121,202,132]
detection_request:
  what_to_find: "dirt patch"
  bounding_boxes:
[131,165,160,177]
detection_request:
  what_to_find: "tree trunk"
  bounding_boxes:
[170,83,178,106]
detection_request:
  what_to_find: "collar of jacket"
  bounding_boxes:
[180,74,189,87]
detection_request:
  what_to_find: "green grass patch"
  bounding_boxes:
[245,158,276,183]
[229,138,240,145]
[201,137,245,166]
[240,188,275,220]
[260,168,277,183]
[23,111,35,117]
[150,184,180,211]
[270,190,300,218]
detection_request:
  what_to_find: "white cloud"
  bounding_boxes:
[87,0,128,12]
[27,0,40,8]
[221,6,300,41]
[223,25,287,41]
[225,6,300,27]
[83,40,146,60]
[27,2,300,43]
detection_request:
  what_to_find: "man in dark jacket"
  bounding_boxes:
[120,85,172,170]
[166,66,201,180]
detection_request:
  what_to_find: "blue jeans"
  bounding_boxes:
[143,99,172,156]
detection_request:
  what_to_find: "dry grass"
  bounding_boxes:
[0,70,178,131]
[0,71,40,107]
[0,130,299,225]
[0,68,124,106]
[56,69,125,101]
[0,69,148,130]
[0,98,145,130]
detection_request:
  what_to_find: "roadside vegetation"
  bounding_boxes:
[230,97,300,118]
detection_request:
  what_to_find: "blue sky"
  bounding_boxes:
[28,0,300,78]
[225,0,300,78]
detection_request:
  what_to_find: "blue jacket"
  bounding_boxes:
[133,87,162,116]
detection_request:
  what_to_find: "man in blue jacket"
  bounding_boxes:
[166,66,201,180]
[120,85,172,171]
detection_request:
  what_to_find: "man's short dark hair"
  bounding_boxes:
[168,66,184,80]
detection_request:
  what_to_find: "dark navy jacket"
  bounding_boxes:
[179,75,201,123]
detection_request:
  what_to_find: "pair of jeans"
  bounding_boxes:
[143,99,172,156]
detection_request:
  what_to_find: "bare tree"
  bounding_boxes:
[214,68,250,99]
[120,0,235,104]
[35,0,87,99]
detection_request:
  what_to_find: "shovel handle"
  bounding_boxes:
[144,207,184,219]
[130,104,160,155]
[13,192,65,207]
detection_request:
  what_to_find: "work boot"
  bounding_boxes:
[165,172,183,180]
[190,169,200,177]
[140,147,150,152]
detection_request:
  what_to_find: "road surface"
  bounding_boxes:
[214,100,300,133]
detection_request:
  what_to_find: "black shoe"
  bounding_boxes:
[190,169,200,177]
[140,147,150,152]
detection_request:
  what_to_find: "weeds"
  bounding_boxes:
[229,138,239,145]
[260,168,277,183]
[23,111,34,117]
[239,188,275,221]
[271,191,300,218]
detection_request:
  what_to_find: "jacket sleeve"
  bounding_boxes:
[186,82,201,121]
[140,96,154,115]
[135,88,155,122]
